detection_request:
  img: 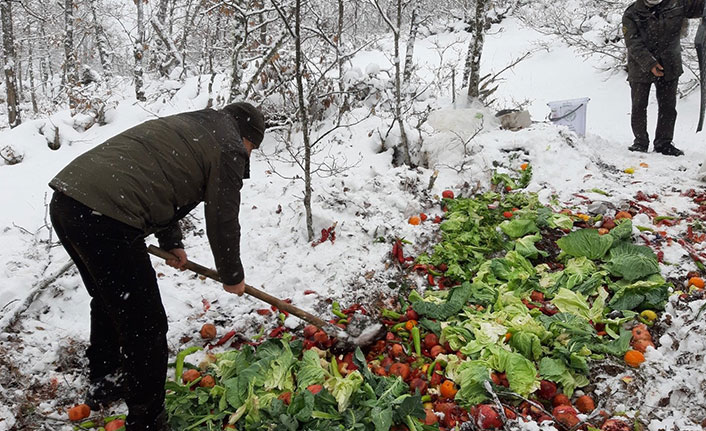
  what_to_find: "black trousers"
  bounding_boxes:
[49,192,167,430]
[630,79,678,150]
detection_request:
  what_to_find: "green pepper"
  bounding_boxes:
[332,302,347,319]
[411,326,421,357]
[382,309,403,320]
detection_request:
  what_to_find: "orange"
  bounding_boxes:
[439,380,458,399]
[624,350,645,368]
[688,277,705,289]
[408,215,421,225]
[404,320,417,331]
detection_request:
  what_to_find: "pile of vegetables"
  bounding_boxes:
[68,171,706,431]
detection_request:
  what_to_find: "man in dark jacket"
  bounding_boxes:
[48,102,266,430]
[623,0,704,156]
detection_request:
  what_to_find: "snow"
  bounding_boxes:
[1,14,706,431]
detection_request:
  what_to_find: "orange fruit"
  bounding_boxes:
[408,215,421,225]
[688,277,705,289]
[67,404,91,421]
[439,380,458,399]
[624,350,645,368]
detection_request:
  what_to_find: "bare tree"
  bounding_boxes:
[1,0,21,127]
[464,0,489,100]
[370,0,412,166]
[63,0,79,109]
[89,0,112,78]
[134,0,146,101]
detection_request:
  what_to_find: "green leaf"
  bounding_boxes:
[324,371,364,412]
[538,357,588,396]
[371,407,393,431]
[608,274,670,311]
[412,282,474,320]
[297,350,327,390]
[609,220,633,241]
[606,241,659,281]
[509,331,543,361]
[453,361,492,406]
[500,219,539,239]
[557,229,614,260]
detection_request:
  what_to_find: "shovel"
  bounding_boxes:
[147,245,383,350]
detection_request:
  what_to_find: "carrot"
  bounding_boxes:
[408,215,421,225]
[67,404,91,421]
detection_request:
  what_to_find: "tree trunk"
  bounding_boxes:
[402,7,418,84]
[295,0,314,242]
[151,18,183,73]
[465,0,488,100]
[393,0,411,165]
[134,0,146,101]
[26,23,38,113]
[64,0,78,110]
[1,0,21,127]
[90,0,112,78]
[228,16,246,102]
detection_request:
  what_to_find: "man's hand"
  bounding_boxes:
[651,63,664,77]
[224,281,246,296]
[166,248,187,270]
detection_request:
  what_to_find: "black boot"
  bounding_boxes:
[628,143,648,152]
[654,143,684,156]
[85,376,125,410]
[126,404,171,430]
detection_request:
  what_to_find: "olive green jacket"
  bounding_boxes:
[50,108,249,285]
[623,0,705,83]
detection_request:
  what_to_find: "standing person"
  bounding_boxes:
[48,102,266,430]
[623,0,704,156]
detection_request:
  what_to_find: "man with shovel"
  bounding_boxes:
[623,0,704,156]
[48,102,265,430]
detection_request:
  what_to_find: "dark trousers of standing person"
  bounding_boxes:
[629,79,678,151]
[49,191,169,431]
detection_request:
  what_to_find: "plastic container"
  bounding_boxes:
[547,97,590,137]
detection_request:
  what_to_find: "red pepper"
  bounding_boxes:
[303,290,316,295]
[256,309,272,316]
[657,251,664,263]
[269,327,286,338]
[213,330,236,347]
[201,298,211,312]
[427,274,435,286]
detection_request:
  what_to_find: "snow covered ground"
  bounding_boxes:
[1,16,705,431]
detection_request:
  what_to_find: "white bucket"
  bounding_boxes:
[547,97,590,137]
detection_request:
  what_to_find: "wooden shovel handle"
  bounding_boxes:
[146,245,335,332]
